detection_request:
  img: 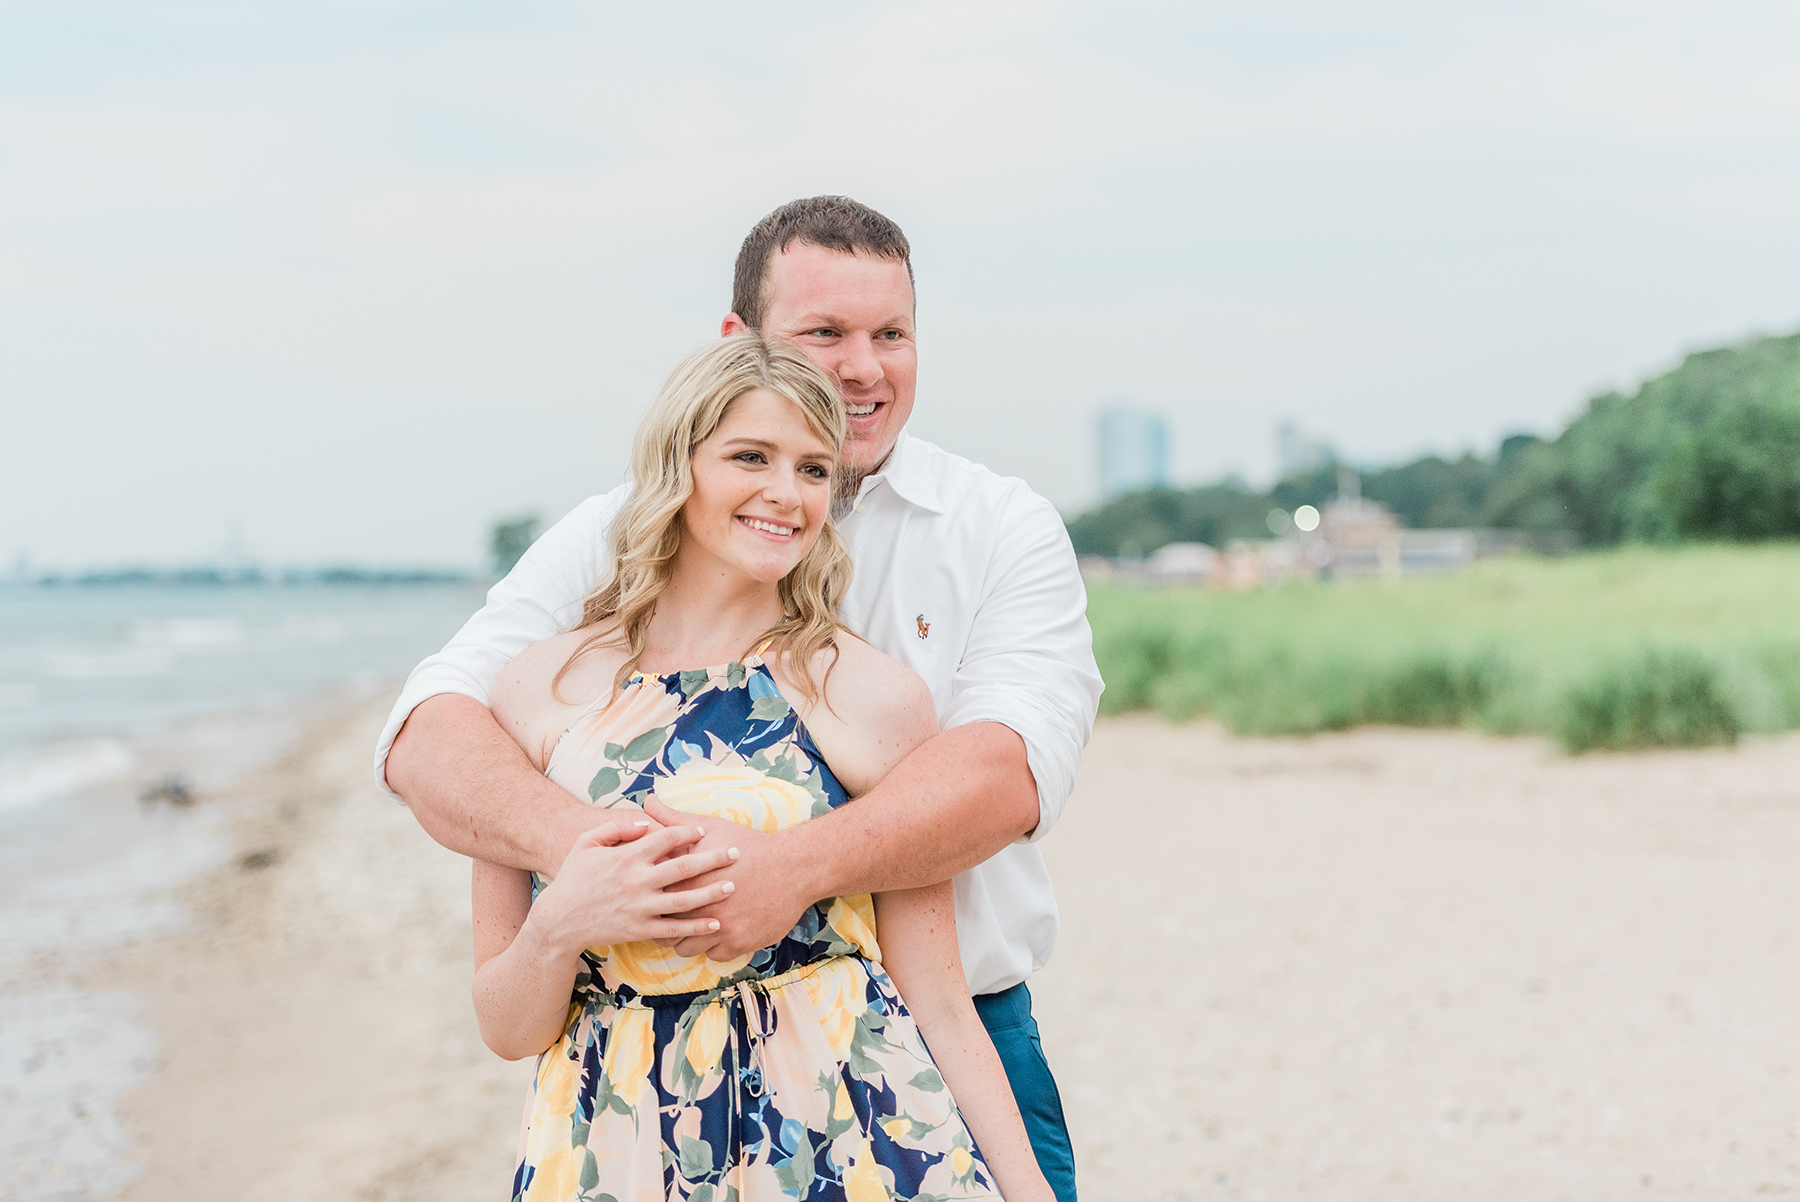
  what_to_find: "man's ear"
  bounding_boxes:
[720,313,749,337]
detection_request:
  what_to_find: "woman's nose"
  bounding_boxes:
[762,472,801,509]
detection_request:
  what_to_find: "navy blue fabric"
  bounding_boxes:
[973,982,1077,1202]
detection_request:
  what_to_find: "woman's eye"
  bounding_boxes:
[734,452,766,465]
[801,463,830,479]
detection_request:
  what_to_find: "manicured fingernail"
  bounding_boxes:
[633,820,652,828]
[720,882,735,895]
[708,920,721,931]
[694,826,705,837]
[727,847,741,861]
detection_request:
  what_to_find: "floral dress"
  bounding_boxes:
[512,656,1002,1202]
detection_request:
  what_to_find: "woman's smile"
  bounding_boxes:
[738,514,800,538]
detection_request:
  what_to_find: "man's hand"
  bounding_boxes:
[640,795,819,960]
[527,818,742,949]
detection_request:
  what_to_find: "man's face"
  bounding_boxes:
[723,242,917,478]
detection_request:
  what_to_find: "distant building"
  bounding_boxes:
[1098,407,1170,499]
[1276,420,1335,479]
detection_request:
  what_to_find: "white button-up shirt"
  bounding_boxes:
[375,433,1103,995]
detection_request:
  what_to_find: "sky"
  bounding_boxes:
[4,0,1799,569]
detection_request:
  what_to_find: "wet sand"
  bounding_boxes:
[96,698,531,1201]
[93,703,1800,1200]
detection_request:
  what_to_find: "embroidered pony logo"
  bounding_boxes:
[916,614,931,640]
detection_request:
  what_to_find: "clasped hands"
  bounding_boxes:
[534,794,810,962]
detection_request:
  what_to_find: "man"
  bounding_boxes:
[378,196,1101,1199]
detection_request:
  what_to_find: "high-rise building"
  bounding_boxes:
[1098,407,1170,499]
[1276,419,1336,479]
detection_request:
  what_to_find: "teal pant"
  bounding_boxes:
[973,982,1077,1202]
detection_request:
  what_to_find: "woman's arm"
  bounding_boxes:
[472,819,741,1060]
[875,883,1055,1202]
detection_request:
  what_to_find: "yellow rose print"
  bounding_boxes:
[801,957,868,1059]
[822,894,881,959]
[684,1000,731,1077]
[652,759,815,832]
[604,936,747,995]
[534,1048,578,1128]
[833,1079,856,1125]
[843,1138,894,1202]
[603,1010,655,1105]
[521,1142,579,1200]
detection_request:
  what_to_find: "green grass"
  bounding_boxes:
[1086,544,1800,751]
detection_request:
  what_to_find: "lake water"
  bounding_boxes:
[0,581,488,1200]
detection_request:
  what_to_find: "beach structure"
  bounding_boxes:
[1145,541,1220,583]
[1082,472,1516,588]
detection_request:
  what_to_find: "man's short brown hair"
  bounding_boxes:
[731,196,913,330]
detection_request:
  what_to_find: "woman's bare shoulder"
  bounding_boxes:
[821,633,933,722]
[797,632,939,794]
[492,629,588,704]
[491,627,621,767]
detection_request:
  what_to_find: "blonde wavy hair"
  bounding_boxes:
[556,332,853,705]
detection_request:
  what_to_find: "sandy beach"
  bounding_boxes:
[76,699,1800,1200]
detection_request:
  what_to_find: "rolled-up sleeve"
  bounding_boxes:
[371,489,626,800]
[938,489,1103,842]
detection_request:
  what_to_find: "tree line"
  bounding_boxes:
[1068,328,1800,557]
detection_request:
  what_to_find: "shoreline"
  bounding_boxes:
[88,696,532,1201]
[1,682,406,1202]
[73,706,1800,1200]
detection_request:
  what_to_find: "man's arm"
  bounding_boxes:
[648,721,1035,959]
[789,720,1038,893]
[655,486,1101,959]
[387,694,599,873]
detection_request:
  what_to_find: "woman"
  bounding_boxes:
[472,333,1054,1202]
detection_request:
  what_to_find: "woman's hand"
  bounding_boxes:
[525,819,741,954]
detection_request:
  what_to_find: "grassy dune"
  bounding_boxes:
[1087,544,1800,750]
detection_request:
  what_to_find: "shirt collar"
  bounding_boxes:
[856,433,944,515]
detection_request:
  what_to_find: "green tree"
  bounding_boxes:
[1485,329,1800,544]
[1065,485,1274,557]
[1654,401,1800,539]
[490,514,541,576]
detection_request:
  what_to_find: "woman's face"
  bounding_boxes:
[680,389,836,587]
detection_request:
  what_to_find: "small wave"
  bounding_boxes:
[0,740,134,810]
[271,615,347,646]
[130,616,247,649]
[41,647,177,679]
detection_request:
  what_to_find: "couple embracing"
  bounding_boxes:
[376,197,1102,1202]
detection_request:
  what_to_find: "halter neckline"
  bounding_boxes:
[627,638,776,686]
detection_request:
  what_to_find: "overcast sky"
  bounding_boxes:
[5,1,1799,568]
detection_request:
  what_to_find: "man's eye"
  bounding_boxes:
[806,327,839,338]
[879,329,904,341]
